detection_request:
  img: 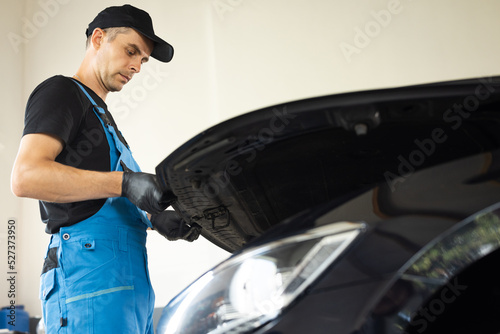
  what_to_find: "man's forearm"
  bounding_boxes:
[12,159,123,203]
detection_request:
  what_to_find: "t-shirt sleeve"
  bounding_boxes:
[23,76,85,146]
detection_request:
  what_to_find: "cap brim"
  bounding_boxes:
[138,30,174,63]
[152,40,174,63]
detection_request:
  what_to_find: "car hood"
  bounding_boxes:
[156,76,500,253]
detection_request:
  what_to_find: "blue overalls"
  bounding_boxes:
[39,79,155,333]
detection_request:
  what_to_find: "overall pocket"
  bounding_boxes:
[60,235,135,299]
[60,238,118,294]
[40,268,65,334]
[40,268,56,301]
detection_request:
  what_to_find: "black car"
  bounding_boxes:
[155,76,500,334]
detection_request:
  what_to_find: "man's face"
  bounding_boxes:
[96,28,154,93]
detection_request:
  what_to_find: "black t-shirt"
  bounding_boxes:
[23,75,123,234]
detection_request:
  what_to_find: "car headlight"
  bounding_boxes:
[157,221,365,334]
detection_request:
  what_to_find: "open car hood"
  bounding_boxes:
[156,76,500,253]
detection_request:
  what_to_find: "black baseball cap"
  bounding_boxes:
[86,4,173,62]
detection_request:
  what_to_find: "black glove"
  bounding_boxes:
[151,210,202,242]
[121,172,175,214]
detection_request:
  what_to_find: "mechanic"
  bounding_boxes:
[11,5,200,333]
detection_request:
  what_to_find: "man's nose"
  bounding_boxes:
[130,60,141,74]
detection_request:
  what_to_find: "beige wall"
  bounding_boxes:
[1,0,500,318]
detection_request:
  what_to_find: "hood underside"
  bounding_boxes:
[156,76,500,252]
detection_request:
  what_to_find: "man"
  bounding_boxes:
[11,5,200,333]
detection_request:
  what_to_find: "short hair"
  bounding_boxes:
[85,27,132,49]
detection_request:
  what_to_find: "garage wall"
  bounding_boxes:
[210,0,500,118]
[1,0,500,318]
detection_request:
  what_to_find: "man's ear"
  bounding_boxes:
[90,28,105,50]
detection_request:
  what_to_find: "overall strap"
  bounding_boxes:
[70,78,112,125]
[70,78,128,148]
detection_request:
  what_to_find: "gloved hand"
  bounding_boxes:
[121,172,175,214]
[151,210,202,242]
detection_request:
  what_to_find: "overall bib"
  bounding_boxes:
[39,80,155,334]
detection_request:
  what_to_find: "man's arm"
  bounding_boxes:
[11,133,122,203]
